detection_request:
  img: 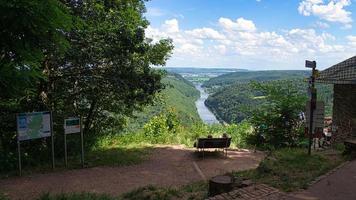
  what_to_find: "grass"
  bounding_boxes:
[0,144,152,178]
[35,182,208,200]
[38,193,116,200]
[0,193,8,200]
[233,148,345,192]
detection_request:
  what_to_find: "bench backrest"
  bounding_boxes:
[196,138,231,148]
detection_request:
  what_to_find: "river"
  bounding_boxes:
[195,84,219,124]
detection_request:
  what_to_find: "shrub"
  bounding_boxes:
[249,80,307,148]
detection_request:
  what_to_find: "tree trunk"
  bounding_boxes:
[83,99,97,136]
[208,175,233,197]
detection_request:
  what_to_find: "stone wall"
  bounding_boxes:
[332,84,356,142]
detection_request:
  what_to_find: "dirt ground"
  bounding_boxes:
[0,145,264,200]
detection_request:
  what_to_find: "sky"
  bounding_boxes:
[144,0,356,70]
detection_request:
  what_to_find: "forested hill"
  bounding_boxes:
[204,70,333,124]
[124,72,201,132]
[203,70,310,88]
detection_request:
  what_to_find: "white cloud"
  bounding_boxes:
[315,21,330,28]
[298,0,353,28]
[146,17,353,69]
[162,19,179,33]
[185,28,226,40]
[219,17,257,32]
[347,35,356,46]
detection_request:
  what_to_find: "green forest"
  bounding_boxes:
[203,70,311,88]
[204,71,333,124]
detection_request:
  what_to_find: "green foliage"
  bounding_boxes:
[143,108,179,144]
[203,70,310,88]
[0,193,9,200]
[234,148,344,192]
[0,0,72,99]
[206,77,333,124]
[122,73,201,133]
[36,181,207,200]
[0,0,173,173]
[121,181,207,200]
[205,82,263,123]
[38,193,115,200]
[121,185,180,200]
[249,80,307,148]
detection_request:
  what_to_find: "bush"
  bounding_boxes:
[249,80,307,149]
[143,108,179,144]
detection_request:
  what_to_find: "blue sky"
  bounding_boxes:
[145,0,356,70]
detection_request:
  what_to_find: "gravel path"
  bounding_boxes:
[0,145,264,200]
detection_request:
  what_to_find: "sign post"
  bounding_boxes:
[51,111,55,169]
[17,139,21,176]
[305,60,317,155]
[64,117,84,168]
[80,117,84,168]
[16,111,53,176]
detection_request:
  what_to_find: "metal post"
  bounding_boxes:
[306,61,317,155]
[64,130,67,168]
[50,111,55,169]
[80,117,84,168]
[17,140,22,176]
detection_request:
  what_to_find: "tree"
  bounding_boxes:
[0,0,173,171]
[0,0,72,100]
[51,0,173,137]
[0,0,73,171]
[249,80,307,148]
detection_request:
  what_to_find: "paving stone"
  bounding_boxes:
[206,184,290,200]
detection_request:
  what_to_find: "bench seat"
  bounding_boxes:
[194,137,231,157]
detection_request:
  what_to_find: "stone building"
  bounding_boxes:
[317,56,356,142]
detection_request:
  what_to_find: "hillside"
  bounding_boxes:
[124,72,201,132]
[203,70,310,88]
[205,79,333,123]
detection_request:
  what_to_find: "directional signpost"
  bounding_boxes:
[16,111,54,176]
[305,60,319,155]
[64,117,84,168]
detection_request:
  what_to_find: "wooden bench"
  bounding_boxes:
[194,137,231,157]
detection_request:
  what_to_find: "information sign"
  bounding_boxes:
[64,118,81,134]
[17,111,52,141]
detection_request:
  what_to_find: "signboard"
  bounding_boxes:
[64,118,80,134]
[305,101,325,130]
[306,60,316,68]
[63,116,84,168]
[17,111,52,141]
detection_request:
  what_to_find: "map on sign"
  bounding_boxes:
[64,118,81,134]
[17,112,51,141]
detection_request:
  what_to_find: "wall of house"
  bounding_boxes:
[332,84,356,142]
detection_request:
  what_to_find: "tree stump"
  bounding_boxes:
[208,175,233,197]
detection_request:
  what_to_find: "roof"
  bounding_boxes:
[316,56,356,84]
